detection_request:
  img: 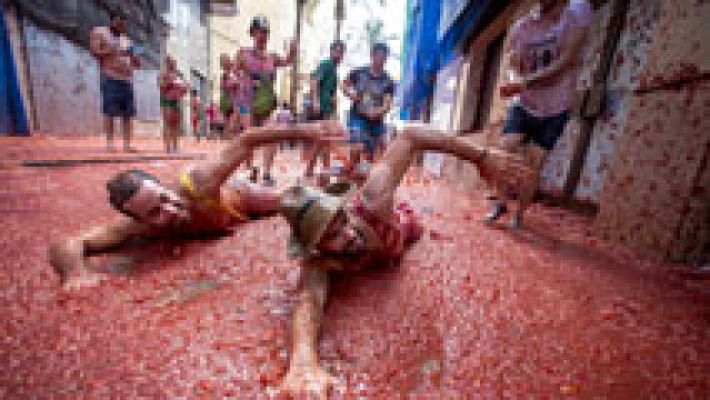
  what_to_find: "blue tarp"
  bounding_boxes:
[0,3,29,136]
[399,0,492,120]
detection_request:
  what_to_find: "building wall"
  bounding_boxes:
[574,0,662,202]
[595,0,710,263]
[23,21,102,135]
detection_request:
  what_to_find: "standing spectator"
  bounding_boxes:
[235,16,295,185]
[303,40,346,179]
[489,0,592,229]
[90,11,141,152]
[158,56,188,153]
[191,89,205,142]
[219,54,238,139]
[342,42,395,175]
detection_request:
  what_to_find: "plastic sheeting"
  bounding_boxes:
[0,3,29,135]
[399,0,493,120]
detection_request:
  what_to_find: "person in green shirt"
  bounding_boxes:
[304,40,346,180]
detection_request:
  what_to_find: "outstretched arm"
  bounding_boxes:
[49,218,150,290]
[277,261,338,397]
[189,122,344,195]
[361,127,531,213]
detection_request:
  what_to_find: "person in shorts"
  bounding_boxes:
[158,56,188,153]
[342,42,395,176]
[90,11,141,152]
[488,0,592,229]
[303,40,346,180]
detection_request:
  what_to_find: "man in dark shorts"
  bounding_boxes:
[90,11,141,152]
[342,42,395,174]
[489,0,592,229]
[303,40,346,180]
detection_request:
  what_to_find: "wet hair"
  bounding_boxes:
[249,16,270,35]
[330,40,345,52]
[106,169,161,218]
[371,42,389,56]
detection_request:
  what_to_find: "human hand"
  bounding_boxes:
[275,365,341,400]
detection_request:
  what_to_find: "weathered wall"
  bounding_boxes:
[574,0,662,202]
[595,0,710,263]
[23,21,102,135]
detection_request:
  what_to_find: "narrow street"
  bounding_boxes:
[0,138,707,398]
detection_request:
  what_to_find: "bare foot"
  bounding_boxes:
[62,269,107,291]
[276,366,340,400]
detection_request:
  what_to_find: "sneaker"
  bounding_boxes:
[508,213,522,230]
[483,203,507,222]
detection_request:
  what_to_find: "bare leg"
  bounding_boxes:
[511,145,547,228]
[172,122,180,153]
[485,132,525,221]
[104,116,114,151]
[278,266,338,399]
[121,117,135,152]
[161,108,171,153]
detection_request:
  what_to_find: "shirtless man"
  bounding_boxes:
[48,122,340,291]
[175,122,531,398]
[90,11,141,152]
